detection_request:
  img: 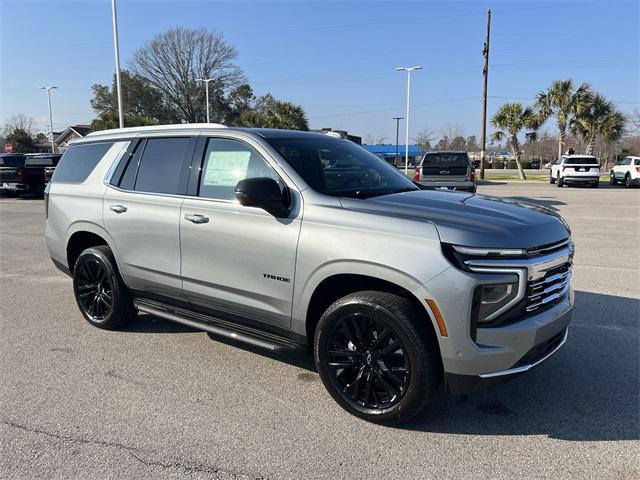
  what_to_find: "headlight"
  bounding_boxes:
[472,279,521,327]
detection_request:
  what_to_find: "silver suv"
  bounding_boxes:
[45,125,574,425]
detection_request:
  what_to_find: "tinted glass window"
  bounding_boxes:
[422,153,470,167]
[634,159,640,166]
[25,156,59,166]
[118,140,145,190]
[199,138,279,200]
[565,157,598,165]
[266,136,417,198]
[0,155,25,167]
[134,137,190,194]
[622,158,631,166]
[52,143,114,183]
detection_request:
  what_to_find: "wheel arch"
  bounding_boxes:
[65,222,120,274]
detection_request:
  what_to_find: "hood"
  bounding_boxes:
[340,190,570,249]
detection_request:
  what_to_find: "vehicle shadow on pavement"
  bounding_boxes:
[403,290,639,441]
[120,313,200,334]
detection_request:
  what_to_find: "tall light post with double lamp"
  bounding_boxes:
[40,86,58,153]
[396,66,422,174]
[111,0,124,128]
[196,78,215,123]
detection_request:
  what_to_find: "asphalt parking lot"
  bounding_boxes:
[1,182,638,480]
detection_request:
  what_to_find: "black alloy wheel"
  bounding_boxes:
[76,258,114,321]
[72,246,136,329]
[315,291,441,425]
[325,313,411,411]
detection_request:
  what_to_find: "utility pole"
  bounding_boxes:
[393,117,403,166]
[40,86,58,153]
[111,0,124,128]
[196,78,215,123]
[479,8,491,180]
[396,66,422,175]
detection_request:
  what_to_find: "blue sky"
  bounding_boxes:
[1,0,638,142]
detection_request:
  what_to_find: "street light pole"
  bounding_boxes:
[40,86,58,153]
[111,0,124,128]
[196,78,215,123]
[396,66,422,175]
[393,117,403,166]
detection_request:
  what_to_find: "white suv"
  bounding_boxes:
[550,155,600,188]
[609,156,640,188]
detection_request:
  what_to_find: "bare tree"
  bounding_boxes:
[130,27,244,123]
[414,128,436,151]
[2,114,34,137]
[441,123,464,141]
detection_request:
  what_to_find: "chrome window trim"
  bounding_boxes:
[479,328,568,378]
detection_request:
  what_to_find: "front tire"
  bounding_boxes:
[72,246,136,330]
[550,172,556,184]
[625,174,633,188]
[314,291,441,425]
[556,174,564,187]
[610,171,617,185]
[592,180,599,188]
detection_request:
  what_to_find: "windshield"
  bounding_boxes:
[266,136,418,198]
[422,153,469,167]
[0,155,24,167]
[565,157,598,165]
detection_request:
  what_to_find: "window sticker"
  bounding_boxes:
[203,150,251,186]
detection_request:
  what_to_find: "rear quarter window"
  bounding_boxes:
[52,142,115,183]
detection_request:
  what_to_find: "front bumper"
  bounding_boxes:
[417,244,574,394]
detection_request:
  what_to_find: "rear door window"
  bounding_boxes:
[134,137,192,195]
[52,143,116,183]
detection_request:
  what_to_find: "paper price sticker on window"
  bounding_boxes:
[203,151,251,187]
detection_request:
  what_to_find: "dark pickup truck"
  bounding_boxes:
[23,153,62,196]
[0,154,28,197]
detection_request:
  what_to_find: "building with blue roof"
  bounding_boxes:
[362,144,424,166]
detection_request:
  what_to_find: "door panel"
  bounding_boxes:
[179,136,301,329]
[104,188,184,299]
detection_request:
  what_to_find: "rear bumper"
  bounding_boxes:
[419,181,476,192]
[0,182,29,192]
[562,175,599,184]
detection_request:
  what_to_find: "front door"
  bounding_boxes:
[180,137,302,329]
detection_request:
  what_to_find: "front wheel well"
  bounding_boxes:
[66,231,109,273]
[305,274,439,348]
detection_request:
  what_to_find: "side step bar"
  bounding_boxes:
[134,300,304,352]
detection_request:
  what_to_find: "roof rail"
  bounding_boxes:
[85,123,227,137]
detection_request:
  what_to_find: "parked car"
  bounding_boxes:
[413,151,476,193]
[0,153,27,197]
[529,159,541,170]
[550,155,600,188]
[46,125,574,425]
[23,153,62,196]
[609,156,640,188]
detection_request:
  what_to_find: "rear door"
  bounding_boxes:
[104,136,195,300]
[420,152,470,184]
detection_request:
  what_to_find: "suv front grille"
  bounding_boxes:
[525,262,572,313]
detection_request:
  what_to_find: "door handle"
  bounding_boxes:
[184,213,209,224]
[109,204,127,213]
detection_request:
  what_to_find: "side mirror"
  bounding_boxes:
[235,177,290,217]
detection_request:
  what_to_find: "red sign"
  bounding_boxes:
[4,144,13,153]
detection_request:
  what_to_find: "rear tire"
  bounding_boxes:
[72,246,136,330]
[314,291,442,425]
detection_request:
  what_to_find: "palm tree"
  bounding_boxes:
[535,79,593,158]
[491,103,540,180]
[571,94,625,155]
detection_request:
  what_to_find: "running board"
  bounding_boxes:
[134,299,304,352]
